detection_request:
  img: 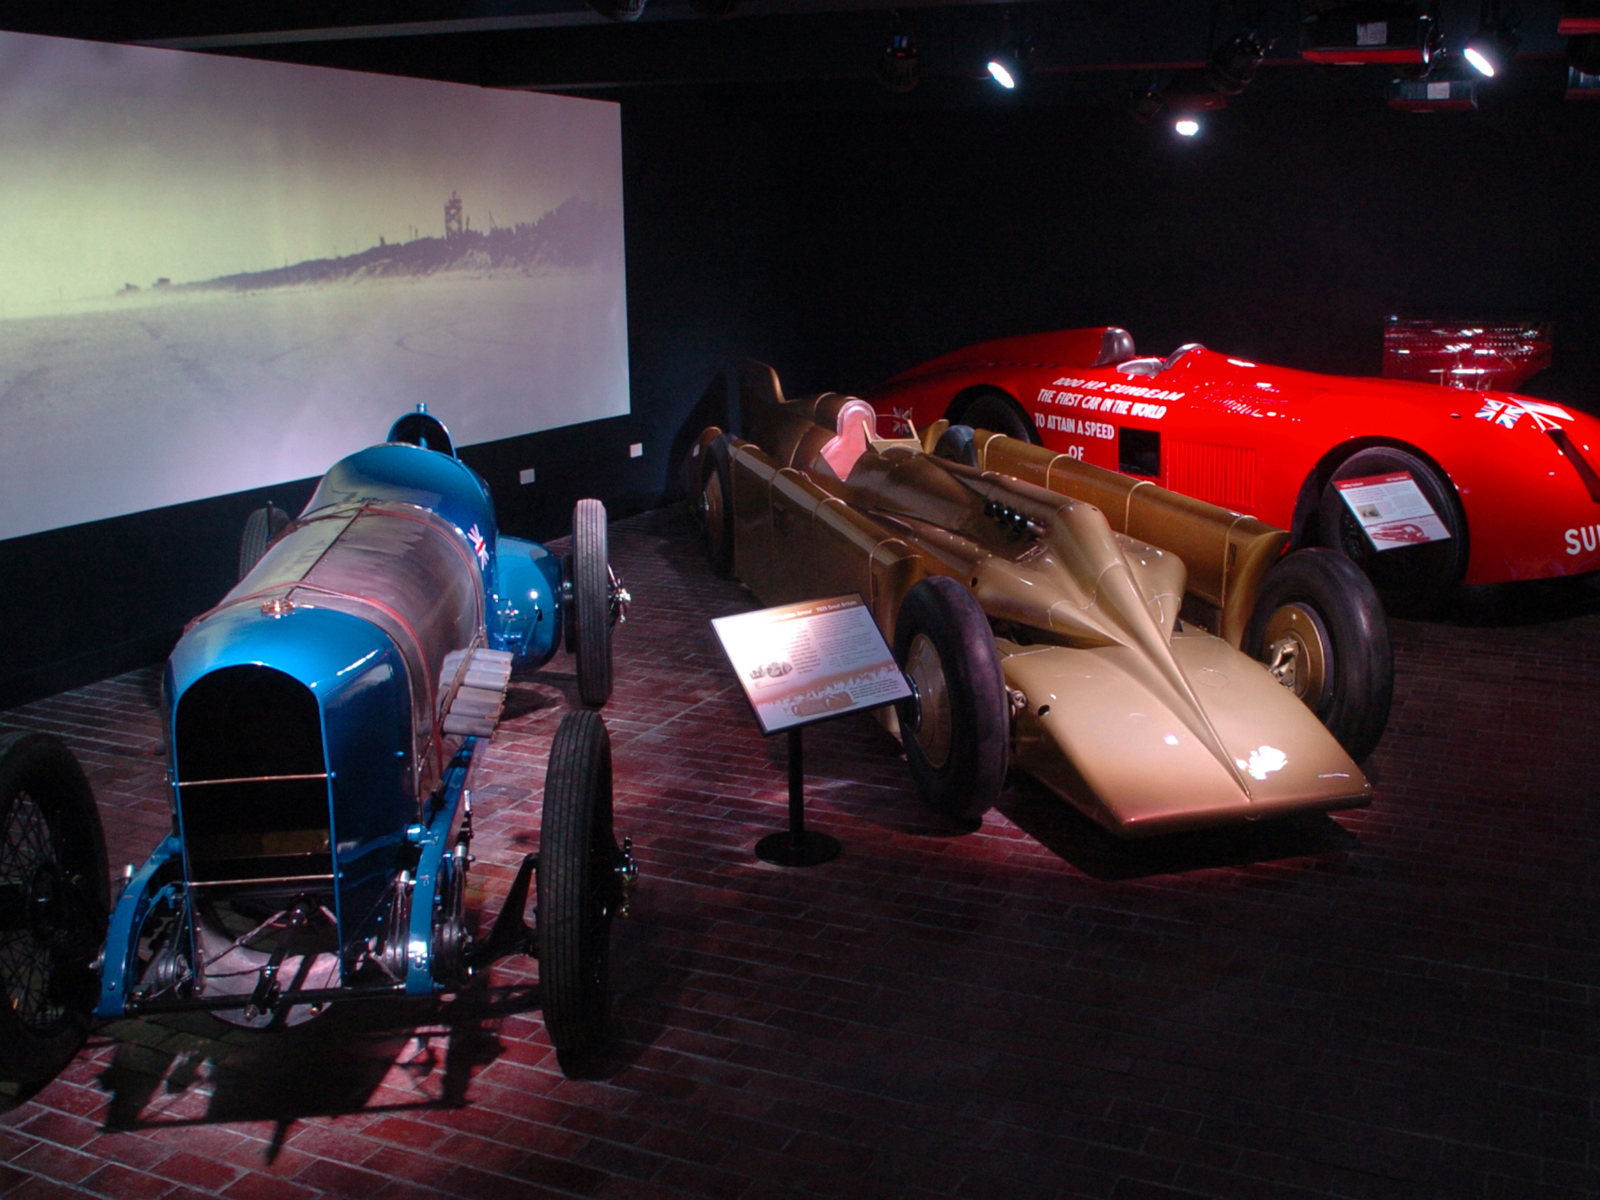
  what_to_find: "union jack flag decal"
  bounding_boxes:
[889,406,916,437]
[467,524,489,568]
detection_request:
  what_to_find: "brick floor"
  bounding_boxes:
[4,505,1600,1199]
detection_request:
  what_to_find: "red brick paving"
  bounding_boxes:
[4,506,1600,1198]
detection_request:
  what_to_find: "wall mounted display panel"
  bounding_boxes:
[0,31,628,540]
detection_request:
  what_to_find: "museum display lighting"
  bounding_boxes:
[1387,67,1479,108]
[876,20,919,92]
[1299,2,1438,67]
[1174,117,1201,136]
[1463,1,1521,76]
[1564,0,1600,95]
[1561,0,1600,34]
[983,8,1030,92]
[586,0,646,20]
[1205,30,1269,95]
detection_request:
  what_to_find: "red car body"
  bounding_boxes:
[866,327,1600,587]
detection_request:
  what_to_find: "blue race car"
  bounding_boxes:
[0,406,635,1084]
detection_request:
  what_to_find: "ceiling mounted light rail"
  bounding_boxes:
[1299,1,1440,66]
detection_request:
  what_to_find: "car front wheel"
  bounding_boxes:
[892,577,1009,822]
[0,732,108,1086]
[1244,548,1393,763]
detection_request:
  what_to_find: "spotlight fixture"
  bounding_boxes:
[983,8,1031,92]
[1206,30,1269,95]
[987,55,1019,89]
[876,22,919,93]
[1160,68,1229,115]
[1174,118,1202,136]
[586,0,646,20]
[1566,8,1600,85]
[1128,81,1165,123]
[1387,70,1479,109]
[1299,2,1438,67]
[1560,0,1600,35]
[1569,65,1600,98]
[1463,1,1521,77]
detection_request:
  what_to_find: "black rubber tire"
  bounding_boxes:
[0,732,109,1085]
[959,390,1037,445]
[1244,548,1394,763]
[932,424,980,468]
[572,499,613,708]
[537,710,621,1055]
[238,505,290,581]
[892,577,1009,821]
[698,437,736,576]
[1317,446,1466,616]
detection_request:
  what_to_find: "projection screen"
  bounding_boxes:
[0,32,628,541]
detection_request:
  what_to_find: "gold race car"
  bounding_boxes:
[693,363,1392,837]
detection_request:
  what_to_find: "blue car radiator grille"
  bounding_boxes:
[173,665,333,885]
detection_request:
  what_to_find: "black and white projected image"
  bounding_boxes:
[0,31,628,541]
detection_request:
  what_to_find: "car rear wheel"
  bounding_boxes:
[698,436,736,575]
[1317,446,1466,616]
[571,499,614,707]
[893,577,1009,822]
[959,390,1037,445]
[1244,548,1393,763]
[537,710,623,1056]
[238,504,290,581]
[0,732,109,1086]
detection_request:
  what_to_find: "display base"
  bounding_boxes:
[755,830,841,867]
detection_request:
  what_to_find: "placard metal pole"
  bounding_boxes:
[755,726,841,867]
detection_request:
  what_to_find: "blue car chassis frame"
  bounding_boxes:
[95,736,538,1020]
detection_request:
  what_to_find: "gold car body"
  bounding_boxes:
[698,364,1371,838]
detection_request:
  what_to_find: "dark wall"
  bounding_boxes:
[623,68,1600,410]
[4,64,1596,707]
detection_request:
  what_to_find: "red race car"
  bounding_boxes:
[866,327,1600,612]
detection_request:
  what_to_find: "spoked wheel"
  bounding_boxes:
[1244,548,1394,763]
[892,577,1009,822]
[537,710,628,1056]
[959,390,1037,445]
[1317,446,1466,616]
[0,732,109,1085]
[238,505,291,581]
[698,436,736,575]
[570,499,616,708]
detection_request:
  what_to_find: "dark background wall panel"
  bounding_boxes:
[615,77,1598,406]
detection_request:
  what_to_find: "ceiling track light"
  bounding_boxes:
[876,19,918,93]
[585,0,647,21]
[1560,0,1600,35]
[1205,30,1269,95]
[1463,1,1521,77]
[1299,3,1440,68]
[983,8,1031,92]
[1387,69,1479,108]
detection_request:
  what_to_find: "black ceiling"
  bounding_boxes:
[0,1,1576,101]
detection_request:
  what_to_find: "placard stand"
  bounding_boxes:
[710,594,912,870]
[754,727,841,867]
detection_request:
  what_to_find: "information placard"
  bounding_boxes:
[1334,471,1452,550]
[711,594,911,736]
